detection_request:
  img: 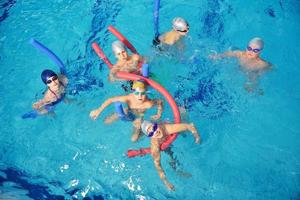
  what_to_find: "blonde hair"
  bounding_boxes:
[132,80,146,90]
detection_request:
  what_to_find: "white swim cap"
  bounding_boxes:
[248,37,264,49]
[141,120,153,135]
[112,40,126,55]
[172,17,189,31]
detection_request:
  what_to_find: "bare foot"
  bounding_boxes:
[189,123,200,144]
[164,181,175,191]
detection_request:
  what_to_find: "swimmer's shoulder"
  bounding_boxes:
[260,59,272,70]
[44,89,56,101]
[58,74,68,86]
[131,53,140,61]
[159,31,177,45]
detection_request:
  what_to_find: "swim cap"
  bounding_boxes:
[172,17,189,31]
[112,40,126,55]
[132,80,146,90]
[41,69,57,84]
[141,120,153,136]
[248,37,264,50]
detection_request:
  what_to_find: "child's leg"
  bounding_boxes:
[131,118,142,142]
[164,123,200,143]
[104,113,119,124]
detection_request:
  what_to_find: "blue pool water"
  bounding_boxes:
[1,0,299,199]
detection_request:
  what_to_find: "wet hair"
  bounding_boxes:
[132,80,146,90]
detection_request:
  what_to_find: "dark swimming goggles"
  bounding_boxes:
[46,76,58,84]
[147,123,158,137]
[176,25,189,33]
[247,46,262,53]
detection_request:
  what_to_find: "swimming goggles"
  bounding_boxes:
[147,123,158,137]
[116,50,127,56]
[176,25,189,33]
[46,76,58,84]
[247,46,262,53]
[133,91,146,96]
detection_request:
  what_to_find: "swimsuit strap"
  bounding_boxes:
[59,80,65,87]
[48,87,59,100]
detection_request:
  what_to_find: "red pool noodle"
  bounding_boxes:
[117,72,181,157]
[91,26,181,158]
[92,43,113,69]
[108,25,138,55]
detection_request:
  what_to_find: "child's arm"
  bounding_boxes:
[151,99,163,120]
[89,95,128,120]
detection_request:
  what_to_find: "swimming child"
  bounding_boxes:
[209,37,272,92]
[89,80,163,142]
[140,120,200,191]
[32,69,68,114]
[153,17,189,46]
[109,41,144,82]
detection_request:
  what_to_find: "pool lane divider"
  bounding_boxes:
[92,25,181,158]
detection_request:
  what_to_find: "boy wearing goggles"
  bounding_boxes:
[90,81,163,142]
[209,37,271,93]
[154,17,189,46]
[209,37,271,70]
[141,120,200,191]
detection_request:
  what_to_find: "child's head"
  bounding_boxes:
[172,17,189,34]
[112,40,128,59]
[41,69,57,85]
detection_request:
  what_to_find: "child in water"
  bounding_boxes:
[109,41,144,82]
[32,69,68,114]
[153,17,189,46]
[209,37,272,93]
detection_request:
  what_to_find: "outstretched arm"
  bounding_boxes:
[164,123,200,143]
[89,95,128,120]
[151,140,175,191]
[32,98,48,110]
[151,99,163,120]
[32,90,56,114]
[32,90,55,110]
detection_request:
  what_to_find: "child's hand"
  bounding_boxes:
[89,110,100,120]
[151,114,160,121]
[32,102,40,109]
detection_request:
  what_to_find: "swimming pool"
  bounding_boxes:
[1,0,299,199]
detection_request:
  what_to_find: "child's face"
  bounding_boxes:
[133,87,147,103]
[46,76,59,87]
[116,50,128,60]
